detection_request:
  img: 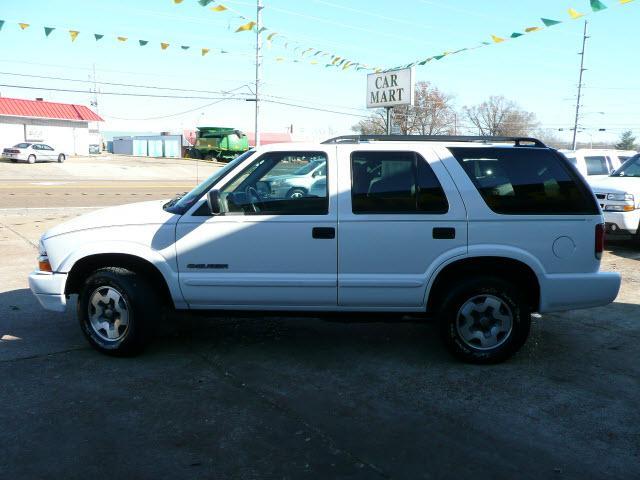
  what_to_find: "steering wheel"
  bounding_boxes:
[246,186,264,213]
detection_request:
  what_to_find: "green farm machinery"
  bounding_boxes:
[187,127,249,161]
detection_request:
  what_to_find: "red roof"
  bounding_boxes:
[0,97,103,122]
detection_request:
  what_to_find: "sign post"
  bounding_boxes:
[366,67,415,134]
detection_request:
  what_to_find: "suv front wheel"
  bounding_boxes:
[78,267,159,356]
[438,276,531,364]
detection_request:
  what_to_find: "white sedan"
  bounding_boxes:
[2,142,67,164]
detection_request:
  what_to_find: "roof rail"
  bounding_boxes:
[321,135,547,148]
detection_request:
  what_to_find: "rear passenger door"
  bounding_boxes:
[337,146,467,309]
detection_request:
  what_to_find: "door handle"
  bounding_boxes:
[312,227,335,239]
[433,227,455,239]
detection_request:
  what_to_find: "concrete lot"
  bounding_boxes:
[1,155,639,479]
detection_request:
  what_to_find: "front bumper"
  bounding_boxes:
[538,271,621,313]
[603,210,640,235]
[28,271,68,312]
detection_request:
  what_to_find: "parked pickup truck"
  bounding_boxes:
[590,153,640,239]
[29,135,621,363]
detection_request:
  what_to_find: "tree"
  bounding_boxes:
[352,81,456,135]
[463,96,538,136]
[615,130,636,150]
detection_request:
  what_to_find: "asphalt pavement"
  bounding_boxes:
[1,155,639,479]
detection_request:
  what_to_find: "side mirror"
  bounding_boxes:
[207,189,225,215]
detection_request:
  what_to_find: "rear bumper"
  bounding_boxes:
[28,271,68,313]
[539,271,621,313]
[603,210,640,235]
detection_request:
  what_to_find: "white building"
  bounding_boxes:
[0,97,103,155]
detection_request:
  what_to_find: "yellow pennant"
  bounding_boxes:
[161,42,169,50]
[310,60,318,65]
[342,62,352,70]
[69,30,79,41]
[117,36,128,42]
[525,26,542,32]
[235,21,256,32]
[18,23,30,30]
[174,0,184,3]
[201,48,210,56]
[568,8,584,19]
[267,32,278,41]
[210,5,227,12]
[491,35,505,43]
[619,0,633,3]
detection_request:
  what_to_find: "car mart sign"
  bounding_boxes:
[366,67,415,108]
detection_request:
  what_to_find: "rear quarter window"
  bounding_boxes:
[449,147,599,215]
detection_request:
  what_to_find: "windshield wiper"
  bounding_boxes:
[163,192,187,210]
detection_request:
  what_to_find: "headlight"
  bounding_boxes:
[607,193,634,202]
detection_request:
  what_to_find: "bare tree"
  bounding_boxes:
[464,96,538,136]
[352,81,456,135]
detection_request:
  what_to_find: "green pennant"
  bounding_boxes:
[0,20,5,31]
[590,0,607,12]
[510,32,524,38]
[198,0,213,6]
[418,58,430,65]
[221,49,228,54]
[94,33,104,40]
[258,27,267,33]
[434,55,445,60]
[139,40,148,46]
[541,18,562,27]
[181,45,190,50]
[481,41,490,45]
[44,26,55,37]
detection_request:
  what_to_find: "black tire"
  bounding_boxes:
[27,154,36,164]
[57,153,65,163]
[189,148,202,160]
[286,187,307,199]
[438,276,531,364]
[10,159,17,163]
[77,267,160,356]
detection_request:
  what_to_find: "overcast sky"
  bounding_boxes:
[0,0,638,143]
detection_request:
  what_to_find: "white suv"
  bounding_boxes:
[561,149,637,181]
[29,135,621,363]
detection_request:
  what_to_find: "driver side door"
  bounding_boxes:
[175,148,338,309]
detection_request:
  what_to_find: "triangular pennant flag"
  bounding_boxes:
[434,55,445,60]
[481,41,491,45]
[541,18,562,26]
[139,40,148,46]
[0,20,4,31]
[174,0,184,3]
[117,36,128,42]
[198,0,213,6]
[525,26,542,32]
[568,8,584,19]
[181,45,190,50]
[44,27,55,37]
[235,21,256,32]
[258,27,267,33]
[590,0,608,11]
[69,30,79,41]
[310,60,318,65]
[94,33,104,40]
[342,62,352,70]
[221,49,228,54]
[19,23,30,30]
[201,48,210,56]
[619,0,634,3]
[161,42,169,50]
[510,32,524,38]
[210,5,228,12]
[266,32,278,41]
[491,35,505,43]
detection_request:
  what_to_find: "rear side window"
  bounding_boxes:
[584,156,609,176]
[351,151,448,214]
[450,147,599,215]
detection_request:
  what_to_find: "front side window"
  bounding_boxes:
[451,147,599,215]
[612,155,640,177]
[584,156,609,176]
[351,151,448,214]
[220,151,328,215]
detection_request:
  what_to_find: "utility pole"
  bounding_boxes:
[254,0,263,148]
[572,20,588,150]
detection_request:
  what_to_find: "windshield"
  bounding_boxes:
[611,154,640,177]
[293,160,323,175]
[14,143,31,148]
[164,150,254,214]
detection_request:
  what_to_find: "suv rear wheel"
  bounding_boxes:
[438,276,530,364]
[78,267,159,356]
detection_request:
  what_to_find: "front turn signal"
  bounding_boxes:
[38,256,52,272]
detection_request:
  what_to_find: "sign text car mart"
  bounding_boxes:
[366,67,415,109]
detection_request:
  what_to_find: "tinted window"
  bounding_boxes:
[41,144,54,151]
[220,151,328,215]
[351,151,448,214]
[584,156,609,176]
[14,143,31,148]
[612,155,640,177]
[565,155,578,166]
[451,147,598,215]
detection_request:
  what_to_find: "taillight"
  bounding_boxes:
[595,223,605,260]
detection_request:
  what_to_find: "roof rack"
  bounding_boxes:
[321,135,547,148]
